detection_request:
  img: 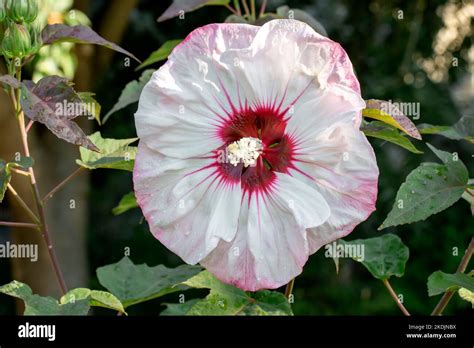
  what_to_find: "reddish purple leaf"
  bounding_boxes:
[0,75,21,89]
[20,76,99,152]
[158,0,230,22]
[41,24,140,63]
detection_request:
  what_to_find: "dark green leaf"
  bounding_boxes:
[96,256,202,308]
[225,14,248,23]
[0,281,90,315]
[379,144,468,229]
[427,271,474,296]
[0,159,10,203]
[182,271,293,315]
[158,0,230,22]
[0,157,34,202]
[362,121,423,154]
[76,132,137,171]
[41,24,140,63]
[418,115,474,144]
[161,299,200,315]
[112,192,138,215]
[340,234,409,280]
[102,69,153,123]
[135,40,182,71]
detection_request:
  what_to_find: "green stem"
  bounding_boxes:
[431,237,474,315]
[224,3,239,15]
[233,0,241,16]
[6,183,40,225]
[382,279,410,316]
[250,0,256,21]
[284,278,295,298]
[9,67,68,295]
[241,0,250,18]
[259,0,268,18]
[0,221,38,230]
[43,167,85,203]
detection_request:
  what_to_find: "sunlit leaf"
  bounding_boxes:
[76,132,137,171]
[181,271,293,315]
[362,99,421,140]
[0,281,90,315]
[60,288,126,314]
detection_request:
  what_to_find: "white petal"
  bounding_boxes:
[290,125,379,253]
[201,173,330,291]
[133,143,243,264]
[135,23,259,158]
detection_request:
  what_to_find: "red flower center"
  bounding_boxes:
[215,104,295,195]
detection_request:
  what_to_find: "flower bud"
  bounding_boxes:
[0,0,6,23]
[1,22,31,58]
[27,23,41,55]
[6,0,38,23]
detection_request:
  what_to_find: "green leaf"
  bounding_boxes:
[340,234,409,280]
[0,281,90,315]
[41,24,140,63]
[224,14,248,23]
[135,40,182,71]
[362,121,423,154]
[96,257,202,308]
[78,92,101,125]
[362,99,421,140]
[0,156,34,202]
[0,159,9,203]
[427,271,474,296]
[161,299,201,315]
[182,271,293,315]
[76,132,137,171]
[102,69,153,123]
[379,144,468,229]
[418,115,474,144]
[60,288,126,314]
[112,192,138,215]
[158,0,230,22]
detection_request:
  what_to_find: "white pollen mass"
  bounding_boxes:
[226,137,263,167]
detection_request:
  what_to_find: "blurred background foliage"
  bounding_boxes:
[0,0,472,315]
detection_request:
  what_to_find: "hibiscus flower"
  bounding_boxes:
[133,19,379,291]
